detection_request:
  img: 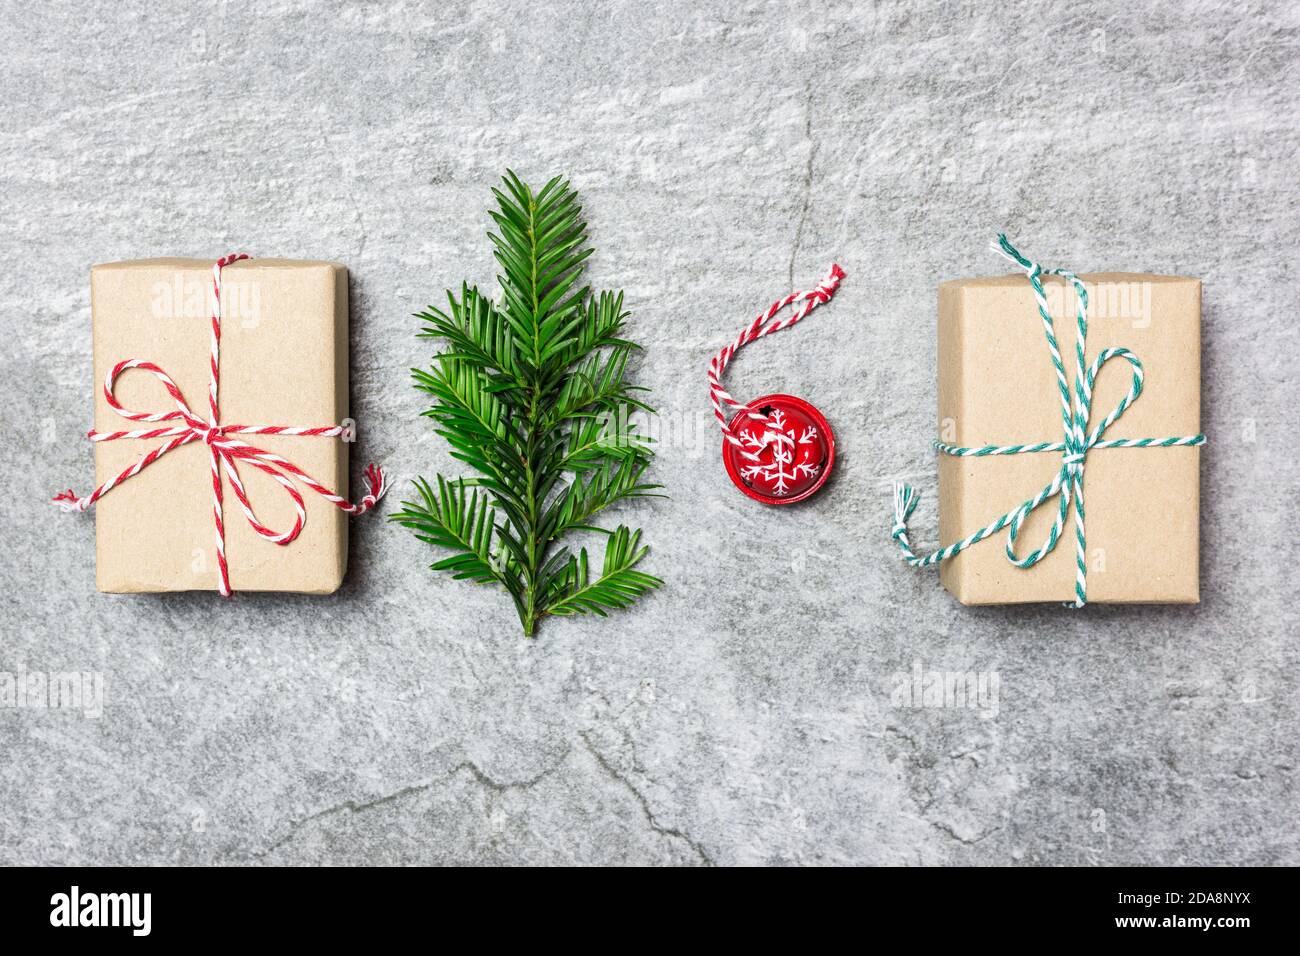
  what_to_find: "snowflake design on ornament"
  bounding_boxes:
[738,408,822,496]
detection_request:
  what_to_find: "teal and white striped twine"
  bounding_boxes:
[889,235,1206,608]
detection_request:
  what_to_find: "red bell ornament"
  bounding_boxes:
[707,265,845,505]
[723,394,834,505]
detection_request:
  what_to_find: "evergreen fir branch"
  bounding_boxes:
[396,172,663,636]
[559,415,652,470]
[489,172,592,367]
[390,477,522,599]
[543,526,662,618]
[413,360,514,450]
[542,458,663,540]
[547,348,654,426]
[567,291,637,362]
[416,285,525,396]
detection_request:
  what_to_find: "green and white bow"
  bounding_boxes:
[889,235,1206,607]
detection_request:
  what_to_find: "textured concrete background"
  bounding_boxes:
[2,0,1297,866]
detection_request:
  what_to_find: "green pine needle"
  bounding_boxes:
[391,171,663,637]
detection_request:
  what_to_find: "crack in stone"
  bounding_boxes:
[449,754,568,793]
[883,725,1004,850]
[884,723,921,751]
[788,80,816,291]
[254,779,443,859]
[579,732,714,866]
[929,819,1004,847]
[318,120,369,261]
[253,751,569,860]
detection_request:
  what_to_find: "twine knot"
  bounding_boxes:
[889,235,1205,607]
[52,254,387,596]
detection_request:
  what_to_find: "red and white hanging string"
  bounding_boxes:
[53,254,387,596]
[707,263,845,462]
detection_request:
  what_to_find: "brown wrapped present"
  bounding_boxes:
[54,256,385,595]
[890,237,1204,606]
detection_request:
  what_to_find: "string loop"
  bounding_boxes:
[707,264,845,463]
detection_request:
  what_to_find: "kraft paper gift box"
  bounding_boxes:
[88,259,352,594]
[931,270,1202,605]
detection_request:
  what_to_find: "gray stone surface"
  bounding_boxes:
[1,0,1296,866]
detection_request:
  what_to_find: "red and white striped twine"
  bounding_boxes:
[53,254,387,596]
[707,264,845,462]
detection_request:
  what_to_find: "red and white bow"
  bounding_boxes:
[53,253,386,596]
